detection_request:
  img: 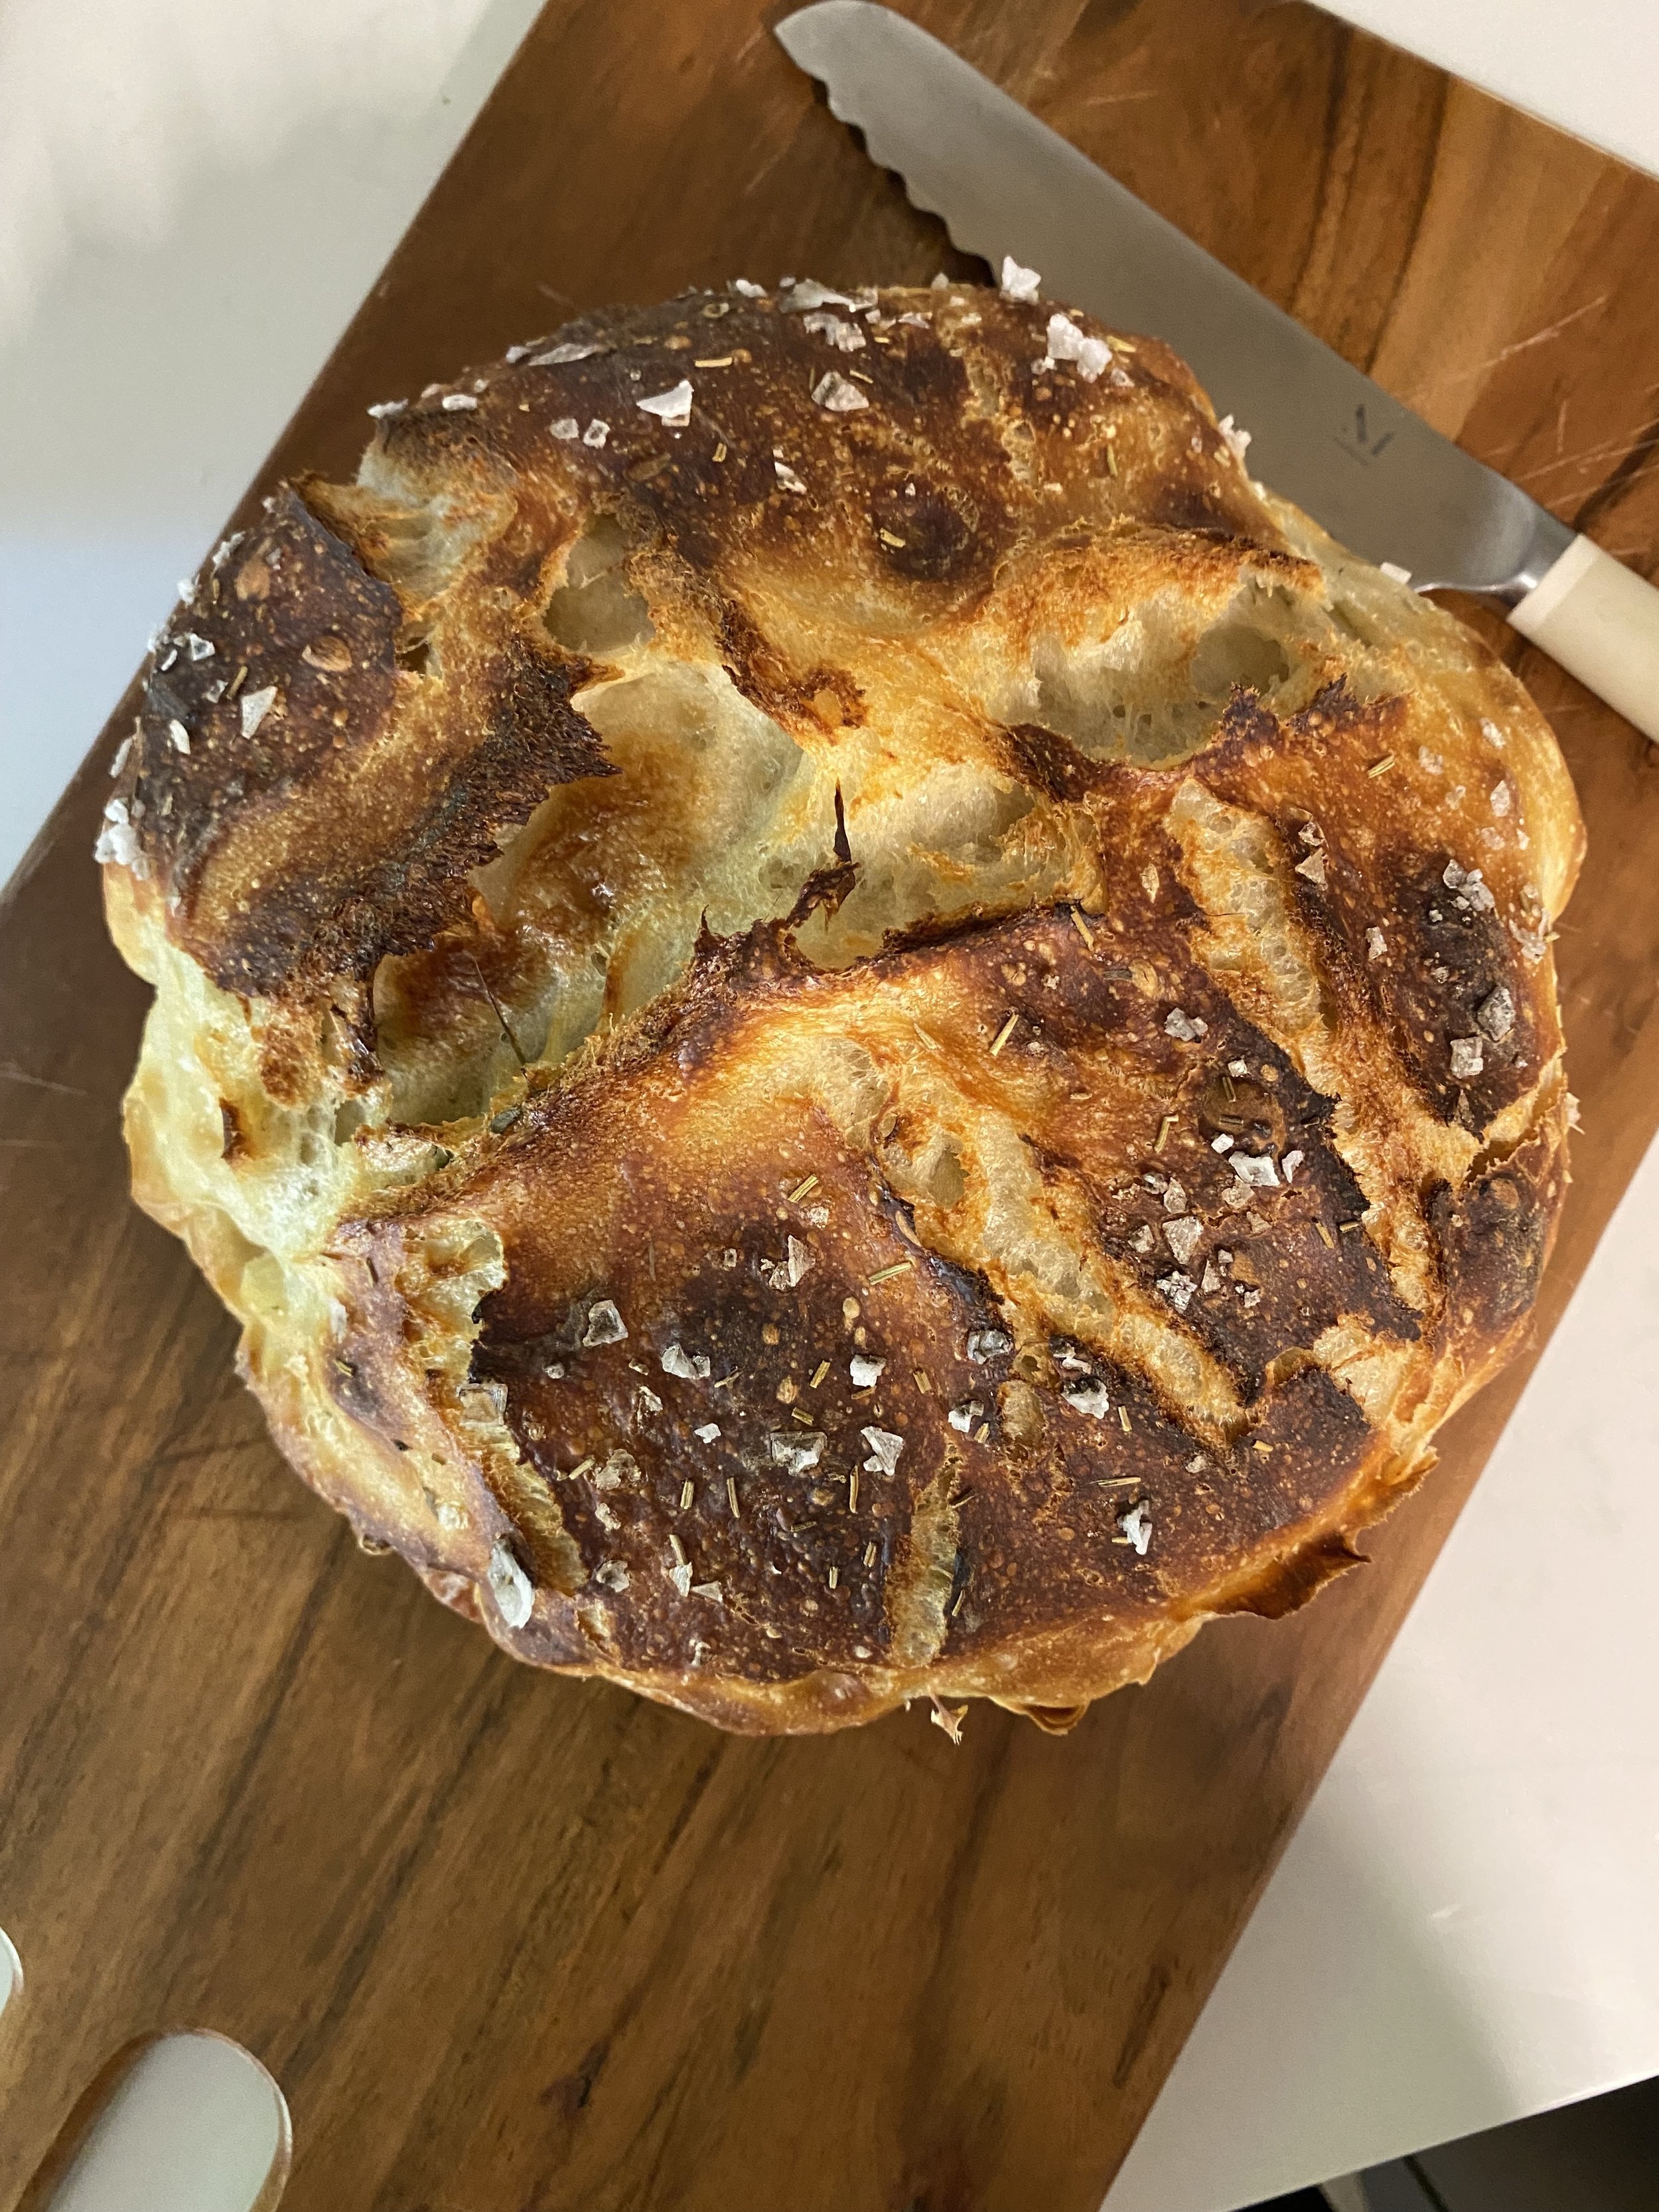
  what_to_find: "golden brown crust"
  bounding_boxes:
[100,279,1582,1733]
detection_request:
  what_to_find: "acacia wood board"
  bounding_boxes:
[3,4,1658,2206]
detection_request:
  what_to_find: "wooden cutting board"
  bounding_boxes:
[3,4,1657,2205]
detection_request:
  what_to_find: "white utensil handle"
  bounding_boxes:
[1508,533,1659,741]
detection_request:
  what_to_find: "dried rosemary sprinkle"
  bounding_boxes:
[1155,1113,1176,1153]
[791,1406,815,1426]
[1117,1406,1131,1434]
[914,1368,931,1393]
[1315,1220,1335,1249]
[1368,753,1397,777]
[848,1471,860,1512]
[694,356,733,368]
[568,1456,595,1481]
[810,1359,831,1388]
[727,1476,740,1516]
[867,1260,914,1286]
[1070,907,1096,949]
[989,1011,1019,1057]
[713,441,727,462]
[863,1542,877,1568]
[788,1173,820,1202]
[828,1566,839,1589]
[680,1480,694,1510]
[975,1421,991,1443]
[1340,1220,1361,1234]
[670,1532,687,1564]
[1252,1440,1273,1455]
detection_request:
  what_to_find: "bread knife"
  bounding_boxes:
[776,1,1659,742]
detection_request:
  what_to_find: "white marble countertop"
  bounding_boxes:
[3,7,1656,2207]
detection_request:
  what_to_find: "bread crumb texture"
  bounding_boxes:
[102,281,1582,1733]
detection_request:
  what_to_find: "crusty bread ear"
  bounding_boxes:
[100,280,1580,1733]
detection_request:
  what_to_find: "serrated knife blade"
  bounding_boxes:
[776,1,1569,598]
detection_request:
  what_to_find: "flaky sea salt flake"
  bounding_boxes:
[581,1299,628,1347]
[661,1341,711,1381]
[1062,1378,1110,1419]
[637,378,693,427]
[486,1538,534,1629]
[861,1426,905,1475]
[802,311,865,351]
[1477,986,1516,1043]
[240,686,277,739]
[769,1430,825,1474]
[967,1328,1012,1363]
[812,371,869,413]
[1218,414,1252,462]
[1444,859,1496,913]
[1045,311,1110,381]
[1118,1501,1152,1555]
[785,1235,814,1286]
[1164,1217,1204,1267]
[92,797,145,875]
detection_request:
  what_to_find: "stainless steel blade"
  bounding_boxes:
[776,2,1569,598]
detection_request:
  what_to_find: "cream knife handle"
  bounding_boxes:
[1508,534,1659,742]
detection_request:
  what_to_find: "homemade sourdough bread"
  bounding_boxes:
[101,279,1582,1733]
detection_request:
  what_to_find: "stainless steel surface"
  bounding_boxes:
[1508,504,1577,602]
[776,2,1571,601]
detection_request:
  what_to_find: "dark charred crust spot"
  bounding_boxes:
[868,477,985,583]
[997,721,1101,804]
[126,485,614,1002]
[127,486,401,899]
[1429,1124,1560,1339]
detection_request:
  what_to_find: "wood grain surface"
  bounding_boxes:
[3,4,1658,2206]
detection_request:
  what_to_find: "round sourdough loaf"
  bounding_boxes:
[100,279,1582,1733]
